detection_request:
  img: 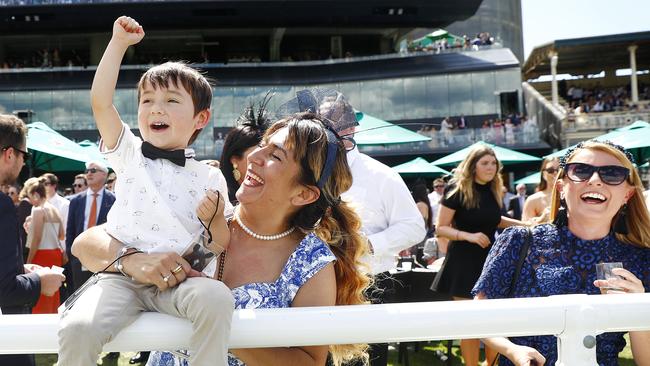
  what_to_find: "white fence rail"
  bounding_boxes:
[1,294,650,365]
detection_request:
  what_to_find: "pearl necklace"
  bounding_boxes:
[234,212,295,241]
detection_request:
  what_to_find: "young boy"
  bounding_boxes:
[58,16,233,366]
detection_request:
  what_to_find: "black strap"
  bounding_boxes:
[508,227,533,297]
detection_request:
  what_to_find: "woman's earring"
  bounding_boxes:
[553,197,569,227]
[232,163,242,182]
[613,203,628,235]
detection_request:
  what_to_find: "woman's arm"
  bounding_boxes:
[498,215,526,229]
[231,263,336,366]
[475,292,546,366]
[416,202,429,224]
[436,205,490,248]
[521,195,541,223]
[26,208,44,263]
[71,225,196,290]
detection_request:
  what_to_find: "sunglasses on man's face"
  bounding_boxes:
[85,168,101,174]
[564,162,630,186]
[2,146,31,161]
[434,185,445,189]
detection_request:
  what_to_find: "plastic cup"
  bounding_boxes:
[596,262,624,291]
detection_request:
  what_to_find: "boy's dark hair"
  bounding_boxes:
[137,62,213,145]
[0,114,27,153]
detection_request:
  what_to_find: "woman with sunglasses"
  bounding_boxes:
[521,156,560,224]
[473,141,650,366]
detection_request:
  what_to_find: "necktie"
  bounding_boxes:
[88,193,98,228]
[141,141,187,167]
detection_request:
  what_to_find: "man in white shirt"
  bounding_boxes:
[337,114,425,366]
[428,178,446,219]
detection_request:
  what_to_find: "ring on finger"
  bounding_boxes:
[162,274,172,283]
[172,264,183,274]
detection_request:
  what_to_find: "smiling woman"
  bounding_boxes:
[474,140,650,366]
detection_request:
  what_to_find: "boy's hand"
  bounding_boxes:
[197,190,226,225]
[112,16,145,46]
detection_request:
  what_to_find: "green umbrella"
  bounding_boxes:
[515,172,541,185]
[391,157,450,178]
[26,122,92,172]
[354,111,430,145]
[78,140,111,169]
[431,141,542,167]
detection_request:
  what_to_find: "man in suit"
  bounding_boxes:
[508,183,527,220]
[66,160,115,290]
[0,114,65,366]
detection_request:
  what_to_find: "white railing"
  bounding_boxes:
[1,294,650,365]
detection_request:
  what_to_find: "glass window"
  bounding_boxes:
[427,75,449,118]
[0,92,14,115]
[213,87,234,128]
[360,79,384,117]
[51,90,73,129]
[496,68,521,93]
[115,89,137,127]
[13,92,33,116]
[337,82,361,111]
[31,91,53,125]
[381,78,404,120]
[471,72,497,115]
[403,76,428,119]
[71,90,93,129]
[448,74,473,116]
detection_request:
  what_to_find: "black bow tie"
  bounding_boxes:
[141,141,187,167]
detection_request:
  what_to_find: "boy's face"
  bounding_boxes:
[137,80,210,150]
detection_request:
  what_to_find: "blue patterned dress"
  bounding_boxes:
[472,224,650,366]
[146,232,336,366]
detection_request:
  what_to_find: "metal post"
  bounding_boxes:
[628,45,639,103]
[553,295,598,366]
[550,52,559,107]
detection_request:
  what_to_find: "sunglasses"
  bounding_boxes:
[2,146,31,161]
[434,185,445,189]
[73,184,85,188]
[564,162,630,186]
[543,167,559,174]
[85,168,103,174]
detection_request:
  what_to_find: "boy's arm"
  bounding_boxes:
[91,16,145,150]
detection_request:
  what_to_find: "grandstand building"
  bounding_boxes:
[0,0,541,163]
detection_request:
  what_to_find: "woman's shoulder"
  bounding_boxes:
[526,191,548,204]
[293,233,336,265]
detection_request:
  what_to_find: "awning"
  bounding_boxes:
[391,157,450,178]
[354,111,430,146]
[431,141,542,167]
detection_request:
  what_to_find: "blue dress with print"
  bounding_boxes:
[472,224,650,366]
[146,232,336,366]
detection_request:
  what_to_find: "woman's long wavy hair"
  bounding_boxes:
[549,141,650,248]
[537,156,560,192]
[447,144,504,209]
[264,113,372,365]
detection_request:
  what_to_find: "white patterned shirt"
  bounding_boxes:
[101,124,231,254]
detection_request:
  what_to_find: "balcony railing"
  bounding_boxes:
[1,294,649,366]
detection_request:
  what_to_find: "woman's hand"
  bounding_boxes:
[507,344,546,365]
[465,232,491,248]
[121,251,203,291]
[594,268,645,294]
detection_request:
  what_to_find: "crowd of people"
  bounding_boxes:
[408,32,496,54]
[564,84,650,115]
[0,14,648,366]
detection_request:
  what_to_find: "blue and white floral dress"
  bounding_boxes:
[146,232,336,366]
[473,224,650,366]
